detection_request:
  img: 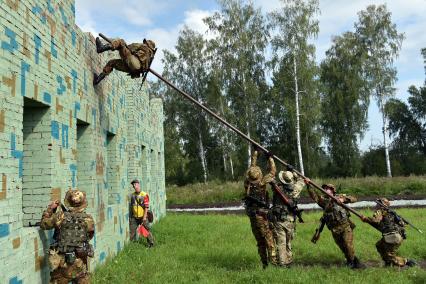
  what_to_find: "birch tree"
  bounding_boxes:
[355,4,404,177]
[269,0,320,175]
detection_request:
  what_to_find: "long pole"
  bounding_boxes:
[149,68,363,219]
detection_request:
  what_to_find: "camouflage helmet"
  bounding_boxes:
[377,197,390,207]
[246,166,262,183]
[322,183,336,192]
[143,39,156,50]
[64,189,87,210]
[278,170,293,184]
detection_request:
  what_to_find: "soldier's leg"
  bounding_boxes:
[283,220,295,265]
[376,238,406,266]
[332,229,354,263]
[94,59,133,85]
[248,215,268,266]
[272,220,286,266]
[111,39,141,73]
[342,227,355,262]
[257,213,277,265]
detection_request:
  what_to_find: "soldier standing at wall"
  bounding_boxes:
[129,179,155,247]
[40,189,95,284]
[361,198,417,267]
[306,182,365,269]
[269,169,305,267]
[243,149,277,268]
[93,36,156,85]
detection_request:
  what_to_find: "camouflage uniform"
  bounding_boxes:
[40,190,95,284]
[94,37,156,85]
[270,171,305,266]
[362,199,409,267]
[244,150,277,267]
[308,185,362,268]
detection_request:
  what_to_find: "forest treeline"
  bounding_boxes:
[150,0,426,185]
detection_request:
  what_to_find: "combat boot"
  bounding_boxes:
[96,37,112,53]
[406,259,417,267]
[350,257,366,269]
[93,72,106,85]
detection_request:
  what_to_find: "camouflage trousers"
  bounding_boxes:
[376,237,406,266]
[103,39,142,76]
[129,216,155,246]
[246,207,277,266]
[271,218,295,266]
[49,253,89,284]
[330,223,355,262]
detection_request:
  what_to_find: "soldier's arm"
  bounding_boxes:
[86,215,95,240]
[307,187,326,208]
[40,201,62,230]
[362,210,382,229]
[262,156,276,184]
[250,150,258,167]
[291,176,305,199]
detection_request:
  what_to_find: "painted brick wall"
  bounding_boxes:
[0,0,166,283]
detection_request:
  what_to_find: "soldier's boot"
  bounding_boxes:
[93,72,107,86]
[147,233,155,248]
[262,261,268,269]
[96,37,112,53]
[406,259,417,267]
[349,257,366,269]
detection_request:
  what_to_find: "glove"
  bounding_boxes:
[266,151,274,158]
[286,165,294,172]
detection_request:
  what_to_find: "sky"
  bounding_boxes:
[75,0,426,151]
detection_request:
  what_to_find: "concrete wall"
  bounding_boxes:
[0,0,166,283]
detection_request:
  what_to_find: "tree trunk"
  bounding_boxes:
[246,120,252,167]
[198,131,208,183]
[229,155,235,180]
[380,99,392,177]
[293,54,305,175]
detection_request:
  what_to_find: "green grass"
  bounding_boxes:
[92,208,426,284]
[166,176,426,205]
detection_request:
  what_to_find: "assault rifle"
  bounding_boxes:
[269,181,304,223]
[375,199,423,234]
[242,195,268,208]
[311,216,326,244]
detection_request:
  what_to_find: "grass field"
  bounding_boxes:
[166,176,426,205]
[92,208,426,284]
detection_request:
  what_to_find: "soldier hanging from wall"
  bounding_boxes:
[93,35,156,85]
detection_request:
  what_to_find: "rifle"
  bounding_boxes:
[311,216,326,244]
[375,199,423,234]
[269,181,304,223]
[242,195,268,208]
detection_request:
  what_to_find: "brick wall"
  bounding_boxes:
[0,0,166,283]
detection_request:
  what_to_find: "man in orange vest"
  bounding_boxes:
[129,179,155,247]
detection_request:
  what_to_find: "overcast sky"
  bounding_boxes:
[75,0,426,151]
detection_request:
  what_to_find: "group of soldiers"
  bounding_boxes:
[40,179,154,284]
[244,149,417,269]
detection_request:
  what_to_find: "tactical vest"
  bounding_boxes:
[247,183,265,202]
[58,211,89,253]
[379,212,402,235]
[323,201,350,229]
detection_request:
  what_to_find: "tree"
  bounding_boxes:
[269,0,320,175]
[205,0,269,173]
[320,32,370,177]
[162,28,211,183]
[355,4,404,177]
